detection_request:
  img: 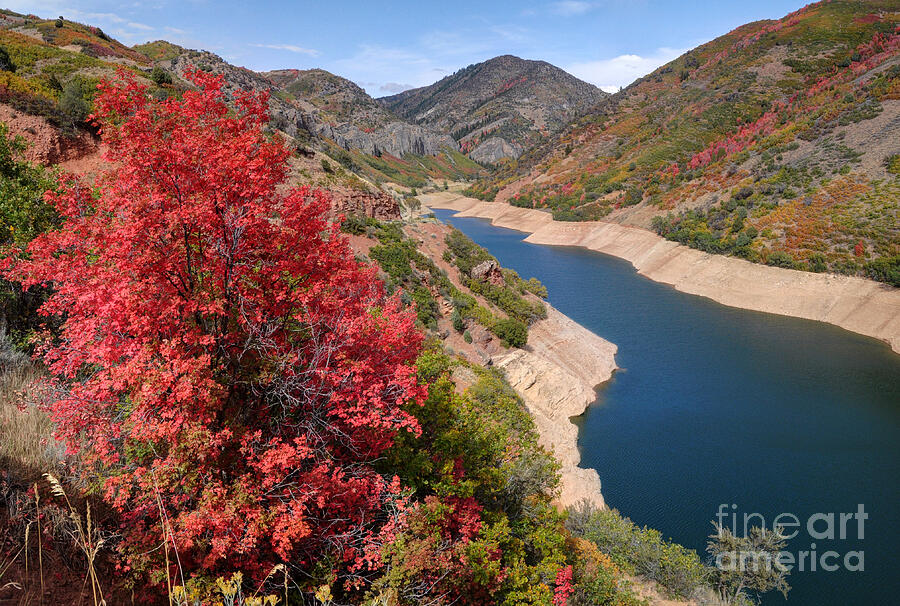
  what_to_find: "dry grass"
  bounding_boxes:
[0,335,64,481]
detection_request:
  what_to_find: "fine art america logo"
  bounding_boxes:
[713,504,867,572]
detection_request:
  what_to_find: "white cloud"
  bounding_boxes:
[165,26,187,34]
[379,82,415,94]
[81,12,126,23]
[551,1,594,16]
[251,43,320,57]
[566,47,686,91]
[330,44,448,96]
[127,21,153,31]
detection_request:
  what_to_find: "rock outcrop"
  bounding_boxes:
[469,136,523,164]
[471,259,505,286]
[317,120,456,158]
[329,187,401,221]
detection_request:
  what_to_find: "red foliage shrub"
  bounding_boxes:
[6,69,426,582]
[553,565,574,606]
[687,109,779,170]
[496,76,527,95]
[379,495,502,604]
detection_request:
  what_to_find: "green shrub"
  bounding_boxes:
[149,66,173,86]
[0,46,14,72]
[0,124,59,347]
[524,277,548,298]
[807,253,827,273]
[864,255,900,287]
[567,502,709,600]
[885,154,900,176]
[369,241,414,280]
[412,286,439,329]
[766,250,797,269]
[59,79,91,127]
[492,317,528,348]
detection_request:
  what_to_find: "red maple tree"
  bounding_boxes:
[7,70,426,580]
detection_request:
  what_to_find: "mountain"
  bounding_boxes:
[379,55,607,163]
[465,0,899,285]
[137,42,458,159]
[133,42,484,186]
[264,67,393,129]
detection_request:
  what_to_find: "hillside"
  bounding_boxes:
[137,42,471,164]
[264,67,397,130]
[466,1,899,285]
[380,55,607,163]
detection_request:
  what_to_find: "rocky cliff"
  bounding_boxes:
[144,46,457,158]
[263,67,458,157]
[328,185,402,221]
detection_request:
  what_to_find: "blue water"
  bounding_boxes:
[433,209,900,606]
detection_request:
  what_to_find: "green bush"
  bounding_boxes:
[567,502,709,600]
[0,124,59,347]
[59,79,92,128]
[885,154,900,176]
[149,66,173,86]
[766,250,797,269]
[0,46,14,72]
[412,286,439,329]
[492,317,528,348]
[370,241,415,280]
[807,253,827,273]
[864,255,900,287]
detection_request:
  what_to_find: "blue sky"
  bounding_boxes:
[8,1,809,96]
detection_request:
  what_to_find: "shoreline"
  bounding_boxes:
[423,192,900,355]
[495,304,617,510]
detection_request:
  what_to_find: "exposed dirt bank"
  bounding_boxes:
[423,192,900,355]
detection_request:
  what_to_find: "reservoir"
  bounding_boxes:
[432,209,900,606]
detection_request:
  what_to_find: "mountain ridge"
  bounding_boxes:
[138,41,460,159]
[379,54,607,163]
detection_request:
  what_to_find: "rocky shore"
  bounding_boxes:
[423,192,900,355]
[496,305,617,509]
